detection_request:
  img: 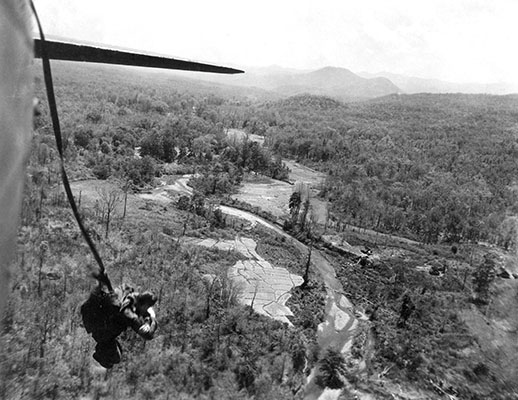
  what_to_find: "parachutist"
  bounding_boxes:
[80,283,158,368]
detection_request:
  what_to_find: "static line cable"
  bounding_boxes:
[30,1,113,292]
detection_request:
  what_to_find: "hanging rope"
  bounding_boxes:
[30,1,113,292]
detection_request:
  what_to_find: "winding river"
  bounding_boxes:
[220,206,358,400]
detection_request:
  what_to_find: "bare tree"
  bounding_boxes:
[301,245,312,290]
[96,187,121,239]
[37,241,48,296]
[121,179,131,220]
[299,199,311,232]
[289,191,301,225]
[250,284,259,314]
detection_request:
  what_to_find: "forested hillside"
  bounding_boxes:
[251,93,518,246]
[32,62,288,192]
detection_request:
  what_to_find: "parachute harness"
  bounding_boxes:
[30,1,113,292]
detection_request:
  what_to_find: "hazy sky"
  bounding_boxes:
[33,0,518,84]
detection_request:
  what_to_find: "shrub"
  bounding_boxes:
[316,348,346,389]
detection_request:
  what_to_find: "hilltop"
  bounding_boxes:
[268,66,400,100]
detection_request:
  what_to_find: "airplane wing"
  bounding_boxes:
[34,38,244,75]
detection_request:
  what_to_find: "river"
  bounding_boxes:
[220,206,358,400]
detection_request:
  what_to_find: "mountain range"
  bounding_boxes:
[358,71,518,95]
[183,66,400,101]
[164,65,518,101]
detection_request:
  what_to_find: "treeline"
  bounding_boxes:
[249,93,518,244]
[33,62,287,195]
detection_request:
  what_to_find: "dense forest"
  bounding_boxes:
[249,94,518,246]
[2,61,518,399]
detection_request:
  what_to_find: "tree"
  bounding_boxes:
[299,199,311,232]
[290,338,306,373]
[472,254,496,305]
[210,208,225,228]
[397,293,415,327]
[119,156,156,187]
[300,246,312,290]
[190,192,206,217]
[289,192,301,225]
[177,195,191,211]
[120,179,131,221]
[37,241,49,296]
[498,217,518,251]
[96,187,121,239]
[316,348,346,389]
[234,360,256,393]
[73,125,93,149]
[140,130,165,161]
[89,154,112,180]
[269,154,290,181]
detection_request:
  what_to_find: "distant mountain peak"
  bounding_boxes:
[309,66,356,77]
[178,65,401,101]
[358,71,518,95]
[315,66,353,72]
[284,66,400,99]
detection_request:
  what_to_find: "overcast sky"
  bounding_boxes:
[33,0,518,84]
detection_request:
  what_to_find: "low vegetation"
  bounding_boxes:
[331,238,518,399]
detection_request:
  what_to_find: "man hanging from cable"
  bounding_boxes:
[32,1,159,369]
[80,278,158,369]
